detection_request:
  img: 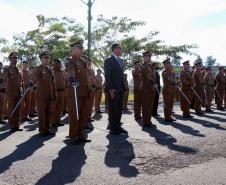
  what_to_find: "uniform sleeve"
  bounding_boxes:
[2,67,9,87]
[104,59,113,90]
[180,71,191,86]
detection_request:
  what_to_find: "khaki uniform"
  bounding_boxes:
[123,75,129,110]
[103,81,108,112]
[51,67,67,125]
[21,69,31,119]
[162,70,176,120]
[0,68,6,121]
[215,72,225,109]
[175,79,180,101]
[32,65,56,134]
[66,57,90,140]
[180,69,193,116]
[3,65,22,129]
[140,63,155,125]
[94,75,103,112]
[204,73,214,110]
[132,68,142,119]
[201,70,207,107]
[193,70,205,113]
[87,67,95,119]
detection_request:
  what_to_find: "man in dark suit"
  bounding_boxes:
[104,43,127,135]
[152,62,161,117]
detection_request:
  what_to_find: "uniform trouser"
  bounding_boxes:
[123,90,129,109]
[104,91,109,112]
[95,89,102,112]
[206,88,214,110]
[0,92,5,120]
[7,95,21,129]
[163,88,174,119]
[194,87,204,112]
[141,89,155,125]
[216,88,224,109]
[180,88,192,116]
[88,91,95,119]
[51,90,64,125]
[175,88,180,101]
[4,97,9,118]
[29,90,37,115]
[63,88,68,112]
[133,90,142,118]
[152,88,160,115]
[37,96,52,133]
[21,90,31,119]
[68,95,90,140]
[224,91,226,108]
[108,92,123,130]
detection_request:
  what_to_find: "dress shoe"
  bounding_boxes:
[135,116,142,120]
[205,109,213,113]
[10,128,23,132]
[85,123,94,130]
[195,111,205,115]
[79,138,91,143]
[165,118,176,122]
[109,130,121,135]
[40,131,55,136]
[143,123,156,128]
[118,127,128,134]
[70,139,81,145]
[0,120,7,124]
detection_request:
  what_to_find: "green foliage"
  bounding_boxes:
[0,14,196,69]
[205,55,216,67]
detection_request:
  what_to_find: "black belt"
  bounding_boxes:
[57,89,65,92]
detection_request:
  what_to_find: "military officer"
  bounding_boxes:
[179,60,194,118]
[94,69,103,114]
[31,51,57,136]
[51,59,67,127]
[204,67,215,112]
[0,62,6,124]
[192,59,205,115]
[21,61,32,122]
[132,61,142,120]
[162,58,176,122]
[215,66,225,110]
[3,52,23,131]
[140,51,156,127]
[66,39,91,144]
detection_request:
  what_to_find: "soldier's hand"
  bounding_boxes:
[27,81,34,88]
[109,89,118,99]
[69,76,78,85]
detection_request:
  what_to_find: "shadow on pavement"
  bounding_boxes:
[35,140,87,185]
[156,116,205,137]
[175,114,226,130]
[105,134,138,178]
[0,130,13,141]
[0,134,54,174]
[142,127,197,154]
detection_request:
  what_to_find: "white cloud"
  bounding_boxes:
[0,0,226,65]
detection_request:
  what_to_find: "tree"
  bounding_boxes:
[0,15,197,70]
[205,55,216,67]
[0,15,84,66]
[171,56,181,67]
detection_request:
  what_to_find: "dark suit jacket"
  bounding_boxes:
[104,55,125,92]
[155,71,161,91]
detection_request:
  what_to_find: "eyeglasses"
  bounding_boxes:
[41,57,49,59]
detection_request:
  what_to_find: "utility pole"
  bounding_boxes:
[81,0,96,58]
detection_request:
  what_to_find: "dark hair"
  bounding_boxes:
[111,43,121,51]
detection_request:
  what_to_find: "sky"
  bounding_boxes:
[0,0,226,65]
